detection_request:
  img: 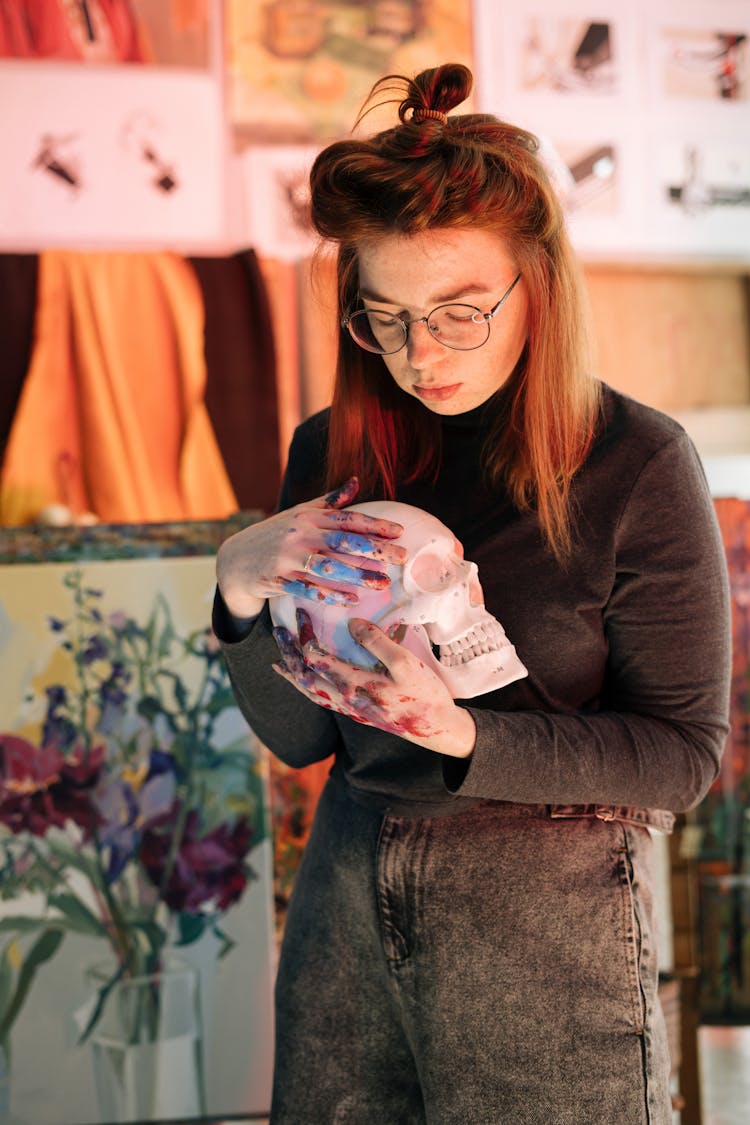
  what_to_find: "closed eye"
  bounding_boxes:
[443,308,477,323]
[368,310,401,326]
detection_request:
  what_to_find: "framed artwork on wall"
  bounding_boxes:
[227,0,476,144]
[0,1,227,250]
[472,0,750,263]
[236,143,322,260]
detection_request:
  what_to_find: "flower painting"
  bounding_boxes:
[0,533,274,1124]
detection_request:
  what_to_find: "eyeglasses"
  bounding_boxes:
[342,272,522,355]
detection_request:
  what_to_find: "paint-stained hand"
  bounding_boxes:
[216,477,408,621]
[272,609,476,759]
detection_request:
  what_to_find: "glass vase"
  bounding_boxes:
[85,957,205,1123]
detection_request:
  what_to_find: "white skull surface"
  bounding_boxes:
[270,501,527,699]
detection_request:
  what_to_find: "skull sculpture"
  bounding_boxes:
[270,501,527,699]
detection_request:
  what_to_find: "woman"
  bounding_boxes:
[215,63,731,1124]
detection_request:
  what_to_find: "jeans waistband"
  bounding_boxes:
[548,803,675,833]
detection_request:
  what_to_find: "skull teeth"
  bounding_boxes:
[438,621,508,666]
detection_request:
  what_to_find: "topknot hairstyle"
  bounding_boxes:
[311,63,558,244]
[310,62,601,560]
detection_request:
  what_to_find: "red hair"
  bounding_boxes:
[309,63,601,559]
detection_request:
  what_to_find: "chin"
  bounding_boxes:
[413,394,468,415]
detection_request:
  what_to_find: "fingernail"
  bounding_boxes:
[359,569,389,590]
[387,623,408,643]
[295,607,316,647]
[324,476,359,507]
[272,627,296,657]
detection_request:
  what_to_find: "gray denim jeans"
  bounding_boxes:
[271,779,671,1124]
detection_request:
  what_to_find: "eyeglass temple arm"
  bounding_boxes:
[486,272,522,320]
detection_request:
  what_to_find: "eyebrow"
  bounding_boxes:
[359,283,494,306]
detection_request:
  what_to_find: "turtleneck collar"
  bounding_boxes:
[438,388,506,432]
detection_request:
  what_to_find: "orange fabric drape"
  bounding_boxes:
[0,250,237,525]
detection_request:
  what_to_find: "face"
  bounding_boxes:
[356,227,529,415]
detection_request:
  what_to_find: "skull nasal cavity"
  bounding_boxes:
[410,553,454,591]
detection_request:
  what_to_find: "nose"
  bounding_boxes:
[405,318,446,368]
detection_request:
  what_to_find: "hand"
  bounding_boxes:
[216,477,408,620]
[272,609,476,759]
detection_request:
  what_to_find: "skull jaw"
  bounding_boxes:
[403,625,528,699]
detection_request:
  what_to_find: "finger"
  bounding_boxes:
[348,618,411,670]
[299,641,358,697]
[321,508,405,542]
[303,553,390,590]
[272,662,337,707]
[271,627,310,681]
[321,529,407,566]
[276,575,359,605]
[272,663,368,725]
[295,608,366,689]
[350,686,385,723]
[295,606,318,649]
[323,477,359,508]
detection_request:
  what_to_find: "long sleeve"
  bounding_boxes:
[216,387,731,820]
[452,430,731,812]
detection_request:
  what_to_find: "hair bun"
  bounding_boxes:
[397,62,472,125]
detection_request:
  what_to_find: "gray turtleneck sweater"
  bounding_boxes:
[214,382,731,821]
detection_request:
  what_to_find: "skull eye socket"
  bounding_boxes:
[407,552,460,592]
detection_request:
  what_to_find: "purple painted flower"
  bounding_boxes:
[42,685,78,753]
[82,634,109,665]
[94,753,177,882]
[97,662,130,733]
[140,811,253,914]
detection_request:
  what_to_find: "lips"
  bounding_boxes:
[413,383,462,401]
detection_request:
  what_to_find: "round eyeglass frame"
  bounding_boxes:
[342,272,522,355]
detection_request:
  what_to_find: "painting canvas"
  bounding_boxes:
[237,144,321,260]
[0,523,274,1124]
[227,0,475,143]
[697,498,750,1021]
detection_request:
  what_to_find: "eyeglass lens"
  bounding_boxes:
[348,304,490,354]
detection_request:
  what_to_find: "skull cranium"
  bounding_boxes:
[270,500,527,699]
